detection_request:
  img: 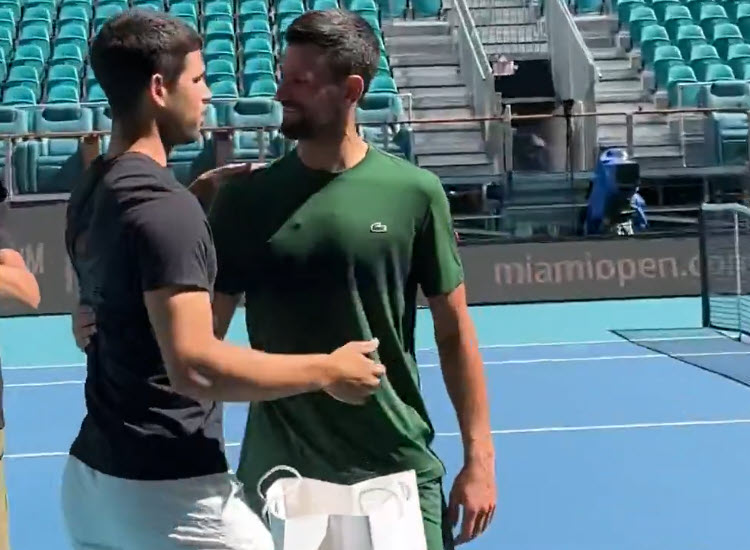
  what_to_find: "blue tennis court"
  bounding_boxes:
[4,296,750,549]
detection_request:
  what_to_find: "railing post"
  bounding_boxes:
[625,112,634,157]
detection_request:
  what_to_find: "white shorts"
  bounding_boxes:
[61,455,274,550]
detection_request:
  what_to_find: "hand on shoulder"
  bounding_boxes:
[188,162,266,211]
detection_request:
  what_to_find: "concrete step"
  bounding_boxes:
[596,102,668,125]
[396,72,464,88]
[385,34,454,55]
[392,65,460,79]
[598,123,678,147]
[469,7,534,26]
[583,33,615,49]
[398,85,467,98]
[590,46,625,61]
[388,52,458,68]
[425,163,498,179]
[484,42,548,58]
[461,0,527,8]
[410,93,471,110]
[477,24,545,45]
[413,130,487,154]
[418,152,490,167]
[411,108,479,131]
[574,14,618,34]
[382,20,450,37]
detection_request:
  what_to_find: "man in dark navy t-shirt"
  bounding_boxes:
[62,10,385,550]
[0,189,40,550]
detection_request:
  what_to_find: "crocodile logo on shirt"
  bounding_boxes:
[370,222,387,233]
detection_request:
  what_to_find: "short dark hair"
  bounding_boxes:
[90,9,203,117]
[285,10,380,93]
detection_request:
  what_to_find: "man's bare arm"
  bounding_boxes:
[145,286,384,403]
[430,283,496,545]
[0,248,40,309]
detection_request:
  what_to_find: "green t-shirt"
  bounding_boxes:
[208,145,463,508]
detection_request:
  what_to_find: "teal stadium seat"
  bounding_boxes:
[276,0,305,19]
[618,0,645,27]
[712,22,743,58]
[12,44,45,74]
[0,107,31,192]
[676,24,707,59]
[50,44,84,72]
[689,43,721,79]
[242,58,275,91]
[699,4,729,39]
[207,59,236,86]
[204,39,236,66]
[640,25,670,68]
[628,6,658,46]
[238,0,269,25]
[687,0,712,19]
[47,83,80,104]
[724,0,749,20]
[2,86,36,106]
[18,26,50,60]
[699,80,750,164]
[653,45,685,89]
[55,24,88,54]
[411,0,442,17]
[664,5,693,39]
[205,20,234,42]
[244,36,274,64]
[240,19,272,43]
[28,105,93,193]
[310,0,339,9]
[0,0,20,22]
[702,62,735,81]
[204,0,234,25]
[5,65,40,99]
[86,82,107,103]
[349,0,379,14]
[60,0,92,18]
[169,2,198,29]
[20,7,52,33]
[667,64,700,106]
[245,77,277,98]
[227,98,284,162]
[727,42,750,72]
[94,4,126,33]
[651,0,680,22]
[0,27,13,59]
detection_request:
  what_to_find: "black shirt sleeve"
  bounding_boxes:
[128,193,213,293]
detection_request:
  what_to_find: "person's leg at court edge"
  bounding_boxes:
[63,8,384,550]
[0,185,40,550]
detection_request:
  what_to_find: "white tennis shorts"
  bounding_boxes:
[61,455,274,550]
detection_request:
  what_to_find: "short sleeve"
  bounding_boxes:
[414,177,464,297]
[130,195,213,292]
[208,180,247,295]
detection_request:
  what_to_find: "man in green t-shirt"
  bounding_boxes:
[207,9,496,549]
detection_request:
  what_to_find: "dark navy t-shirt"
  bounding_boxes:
[65,152,227,480]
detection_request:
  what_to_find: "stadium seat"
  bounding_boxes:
[3,85,36,106]
[59,4,91,24]
[653,45,685,89]
[378,0,407,17]
[242,58,275,91]
[20,7,53,33]
[411,0,442,17]
[94,4,126,33]
[368,75,399,95]
[311,0,339,8]
[735,1,750,22]
[689,43,721,78]
[676,24,707,60]
[358,93,402,123]
[640,25,670,68]
[276,0,305,19]
[700,81,750,164]
[54,24,88,55]
[18,26,50,60]
[47,83,80,104]
[667,64,700,106]
[29,105,93,193]
[349,0,379,13]
[712,23,744,58]
[699,4,730,39]
[205,39,237,66]
[60,0,93,18]
[207,59,236,86]
[5,65,41,99]
[0,0,20,22]
[245,77,277,98]
[49,44,84,72]
[238,0,269,25]
[727,42,750,72]
[227,98,283,162]
[86,82,107,103]
[702,62,735,81]
[243,37,274,64]
[204,1,234,25]
[0,106,32,193]
[0,27,13,59]
[205,20,235,42]
[651,0,680,22]
[132,0,164,10]
[686,0,712,20]
[629,6,658,46]
[725,0,750,20]
[664,5,693,39]
[618,0,646,26]
[12,45,45,74]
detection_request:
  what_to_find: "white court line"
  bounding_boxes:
[8,350,750,387]
[0,334,730,371]
[9,418,750,459]
[5,380,83,388]
[416,334,728,352]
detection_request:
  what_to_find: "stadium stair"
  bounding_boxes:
[575,14,685,168]
[384,19,495,178]
[450,0,548,60]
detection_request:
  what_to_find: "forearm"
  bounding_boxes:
[0,265,40,309]
[437,328,494,463]
[179,340,332,403]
